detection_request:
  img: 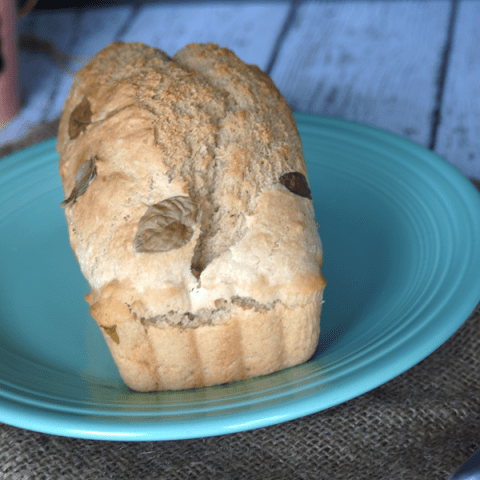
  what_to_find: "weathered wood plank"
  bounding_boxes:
[119,2,291,70]
[435,0,480,180]
[269,1,450,148]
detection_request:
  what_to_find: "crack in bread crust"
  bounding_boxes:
[125,296,283,329]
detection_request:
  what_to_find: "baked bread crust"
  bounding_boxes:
[57,41,326,391]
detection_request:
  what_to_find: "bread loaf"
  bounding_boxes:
[57,41,326,391]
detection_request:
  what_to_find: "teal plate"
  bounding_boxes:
[1,114,480,441]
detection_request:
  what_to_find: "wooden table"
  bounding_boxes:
[1,0,479,182]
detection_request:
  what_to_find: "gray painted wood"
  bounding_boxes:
[435,0,480,180]
[119,2,290,70]
[269,1,450,148]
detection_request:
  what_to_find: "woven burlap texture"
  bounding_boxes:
[0,122,479,480]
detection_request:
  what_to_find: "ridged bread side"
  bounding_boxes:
[86,283,323,391]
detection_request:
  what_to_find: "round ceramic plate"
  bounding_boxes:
[1,114,480,441]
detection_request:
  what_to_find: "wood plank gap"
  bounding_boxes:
[265,0,300,76]
[115,5,142,41]
[428,0,459,150]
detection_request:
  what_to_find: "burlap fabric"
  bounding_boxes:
[0,121,479,480]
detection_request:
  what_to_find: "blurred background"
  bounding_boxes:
[1,0,479,181]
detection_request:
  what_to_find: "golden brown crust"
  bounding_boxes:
[58,42,326,391]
